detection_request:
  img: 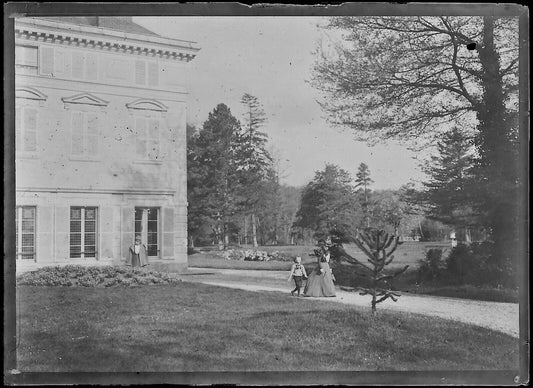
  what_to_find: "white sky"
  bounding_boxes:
[135,16,428,190]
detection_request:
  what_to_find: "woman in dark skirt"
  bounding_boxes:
[303,244,336,297]
[126,235,149,267]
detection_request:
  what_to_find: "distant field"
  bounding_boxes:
[193,241,452,269]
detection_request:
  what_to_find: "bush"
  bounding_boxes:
[445,242,515,288]
[417,248,445,283]
[17,265,182,288]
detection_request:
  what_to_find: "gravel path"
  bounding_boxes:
[186,267,520,338]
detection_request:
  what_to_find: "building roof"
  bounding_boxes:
[40,16,161,37]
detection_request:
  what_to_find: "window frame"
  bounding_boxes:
[69,206,99,259]
[16,206,37,262]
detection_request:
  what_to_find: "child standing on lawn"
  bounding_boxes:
[288,256,307,297]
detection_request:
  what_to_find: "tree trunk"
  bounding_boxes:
[244,215,248,245]
[189,235,195,249]
[476,16,519,280]
[251,213,259,248]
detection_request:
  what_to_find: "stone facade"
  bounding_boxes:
[14,17,199,272]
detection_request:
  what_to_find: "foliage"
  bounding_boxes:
[445,242,516,288]
[16,265,181,287]
[417,248,445,282]
[419,127,479,227]
[312,16,518,148]
[355,162,374,227]
[312,16,521,277]
[187,103,242,247]
[294,164,362,239]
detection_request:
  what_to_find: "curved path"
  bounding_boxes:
[186,268,520,338]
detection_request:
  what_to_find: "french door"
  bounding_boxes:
[134,207,159,257]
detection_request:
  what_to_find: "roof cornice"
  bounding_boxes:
[15,17,200,62]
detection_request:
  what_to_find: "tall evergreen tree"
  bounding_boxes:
[294,164,362,238]
[355,163,374,228]
[188,103,242,248]
[235,93,273,248]
[420,127,477,229]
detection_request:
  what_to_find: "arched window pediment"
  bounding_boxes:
[62,93,109,107]
[126,99,168,112]
[16,87,47,101]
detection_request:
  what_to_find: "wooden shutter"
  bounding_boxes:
[23,108,37,152]
[148,62,159,87]
[71,52,84,79]
[135,60,146,85]
[85,52,98,81]
[71,111,84,155]
[40,46,54,75]
[86,113,99,155]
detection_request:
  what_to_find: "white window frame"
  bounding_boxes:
[69,206,98,259]
[134,207,160,258]
[16,206,37,261]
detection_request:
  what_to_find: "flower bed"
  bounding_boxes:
[213,249,293,262]
[16,265,181,287]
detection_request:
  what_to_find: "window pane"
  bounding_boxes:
[85,247,96,258]
[85,208,95,219]
[147,221,157,233]
[147,245,157,256]
[147,232,157,245]
[22,207,35,219]
[85,221,96,233]
[135,208,143,221]
[71,208,81,219]
[84,233,96,245]
[21,234,34,248]
[147,208,158,221]
[70,233,81,246]
[22,219,35,233]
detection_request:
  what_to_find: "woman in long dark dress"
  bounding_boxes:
[303,245,336,297]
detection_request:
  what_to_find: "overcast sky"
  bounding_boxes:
[135,16,428,190]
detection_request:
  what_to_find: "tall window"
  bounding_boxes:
[71,111,99,156]
[16,206,36,261]
[15,45,38,75]
[134,207,159,256]
[15,107,38,152]
[135,117,160,160]
[70,207,98,259]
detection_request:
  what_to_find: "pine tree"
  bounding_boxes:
[294,164,362,239]
[355,163,374,228]
[188,103,242,249]
[235,93,274,248]
[421,127,477,229]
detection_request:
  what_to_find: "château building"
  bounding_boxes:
[14,17,199,272]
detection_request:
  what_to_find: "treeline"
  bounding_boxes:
[292,163,453,243]
[187,94,301,248]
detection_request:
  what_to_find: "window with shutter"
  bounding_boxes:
[135,116,161,160]
[71,111,99,157]
[85,52,98,81]
[135,60,146,85]
[16,206,36,261]
[148,62,159,87]
[16,107,39,153]
[72,52,85,79]
[40,47,54,76]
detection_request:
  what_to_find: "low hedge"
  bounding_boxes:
[16,265,181,287]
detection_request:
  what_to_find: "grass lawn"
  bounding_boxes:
[17,283,519,372]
